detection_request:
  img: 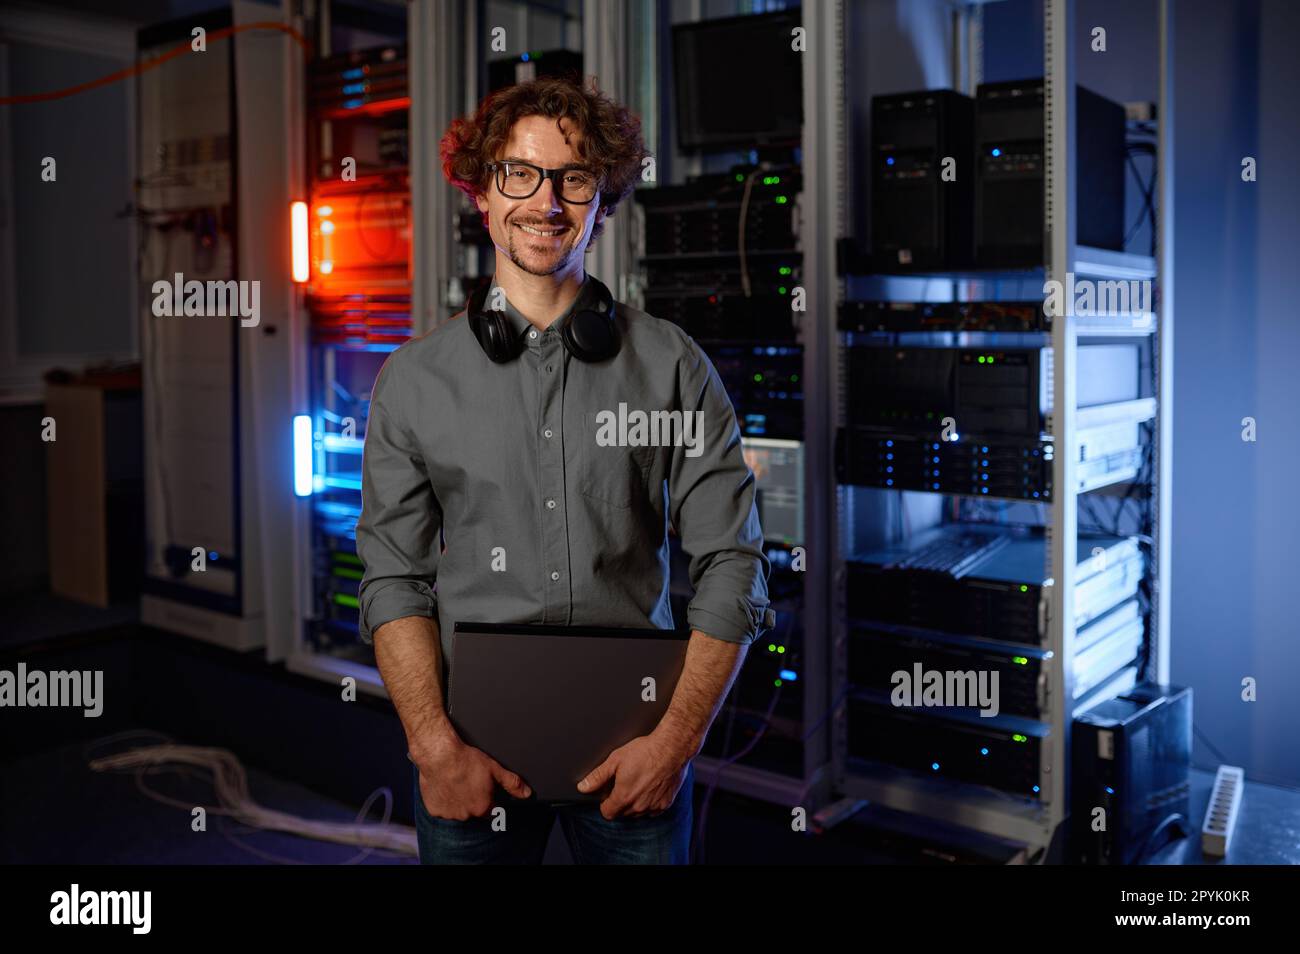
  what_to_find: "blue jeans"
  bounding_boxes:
[413,762,694,864]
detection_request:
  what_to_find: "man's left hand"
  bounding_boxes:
[576,730,692,819]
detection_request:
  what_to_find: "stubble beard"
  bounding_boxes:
[504,217,582,277]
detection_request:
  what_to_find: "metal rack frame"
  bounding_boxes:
[818,0,1174,858]
[669,0,840,811]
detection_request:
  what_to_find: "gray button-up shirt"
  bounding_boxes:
[355,273,774,672]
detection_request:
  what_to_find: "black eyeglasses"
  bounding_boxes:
[487,160,601,204]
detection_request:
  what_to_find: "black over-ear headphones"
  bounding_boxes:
[466,276,620,364]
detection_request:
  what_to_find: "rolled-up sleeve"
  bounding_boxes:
[355,354,442,644]
[668,332,774,645]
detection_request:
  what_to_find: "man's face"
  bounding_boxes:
[475,114,607,278]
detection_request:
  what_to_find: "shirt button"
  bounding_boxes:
[543,428,553,439]
[550,571,560,582]
[546,499,556,510]
[528,329,538,339]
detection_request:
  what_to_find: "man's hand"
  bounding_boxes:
[575,728,692,820]
[413,728,532,821]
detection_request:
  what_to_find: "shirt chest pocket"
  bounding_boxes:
[578,411,657,510]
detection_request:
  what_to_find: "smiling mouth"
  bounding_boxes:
[515,223,569,238]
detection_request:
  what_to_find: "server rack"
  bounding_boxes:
[816,0,1174,860]
[286,15,414,695]
[138,3,298,654]
[620,3,835,810]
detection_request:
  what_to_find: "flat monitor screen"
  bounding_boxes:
[741,437,804,546]
[673,9,803,151]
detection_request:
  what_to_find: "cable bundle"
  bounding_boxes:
[89,742,417,858]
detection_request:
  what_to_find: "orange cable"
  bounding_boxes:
[0,21,312,106]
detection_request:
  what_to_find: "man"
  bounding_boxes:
[356,76,773,865]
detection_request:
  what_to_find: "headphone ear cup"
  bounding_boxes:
[563,308,619,362]
[480,312,519,363]
[467,282,521,363]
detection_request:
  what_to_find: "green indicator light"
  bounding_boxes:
[774,195,788,204]
[753,373,763,383]
[768,643,776,652]
[1020,584,1029,593]
[1012,656,1028,666]
[790,374,799,382]
[772,176,780,185]
[774,678,783,687]
[978,356,986,364]
[735,173,744,182]
[333,567,364,581]
[778,266,792,276]
[988,356,995,364]
[778,286,787,295]
[334,593,360,609]
[1012,733,1028,743]
[777,645,786,654]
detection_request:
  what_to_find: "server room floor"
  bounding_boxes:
[3,617,1297,865]
[5,737,1296,865]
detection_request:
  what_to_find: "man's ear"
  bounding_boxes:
[594,204,608,230]
[475,192,489,215]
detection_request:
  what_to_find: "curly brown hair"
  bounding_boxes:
[440,75,648,242]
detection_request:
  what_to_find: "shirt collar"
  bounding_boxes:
[488,274,600,340]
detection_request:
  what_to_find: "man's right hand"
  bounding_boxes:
[413,728,532,820]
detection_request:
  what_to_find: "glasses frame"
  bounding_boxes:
[486,160,601,205]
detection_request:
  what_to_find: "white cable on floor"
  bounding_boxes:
[89,744,418,857]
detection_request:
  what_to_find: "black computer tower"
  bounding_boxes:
[870,89,974,271]
[974,80,1126,267]
[487,49,583,94]
[1072,684,1192,865]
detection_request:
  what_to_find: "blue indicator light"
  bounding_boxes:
[886,466,893,474]
[932,483,940,490]
[933,456,939,463]
[885,440,894,448]
[981,487,989,495]
[779,669,797,682]
[886,156,895,166]
[886,452,894,460]
[981,446,989,453]
[980,747,989,756]
[293,415,314,497]
[1033,785,1041,793]
[885,478,894,486]
[209,551,219,561]
[981,474,988,481]
[992,148,1001,157]
[521,52,530,62]
[1106,786,1115,795]
[342,68,363,79]
[342,82,365,94]
[931,762,940,771]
